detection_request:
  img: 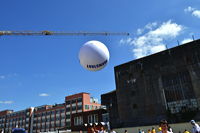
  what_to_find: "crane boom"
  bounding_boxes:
[0,31,129,36]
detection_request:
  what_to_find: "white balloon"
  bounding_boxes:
[79,40,110,71]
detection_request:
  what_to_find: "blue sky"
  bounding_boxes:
[0,0,200,111]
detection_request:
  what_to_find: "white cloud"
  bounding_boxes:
[119,37,132,44]
[0,73,18,80]
[149,21,183,37]
[150,45,166,53]
[192,10,200,18]
[184,6,195,12]
[0,75,5,79]
[181,38,193,44]
[136,22,157,35]
[120,20,184,59]
[184,6,200,18]
[137,29,143,35]
[39,93,50,97]
[0,101,14,104]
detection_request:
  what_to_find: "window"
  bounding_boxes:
[66,100,71,105]
[47,111,51,115]
[56,117,60,121]
[94,114,98,123]
[85,105,89,110]
[66,114,70,119]
[66,122,70,127]
[77,98,82,102]
[77,105,82,110]
[56,110,60,114]
[56,122,60,127]
[61,122,65,127]
[51,111,55,115]
[51,117,54,121]
[72,99,76,104]
[72,106,76,111]
[44,112,47,115]
[74,116,83,126]
[60,109,65,113]
[88,115,93,123]
[88,114,98,123]
[66,107,70,112]
[61,115,65,120]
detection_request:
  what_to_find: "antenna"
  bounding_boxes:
[177,40,180,46]
[192,35,195,41]
[165,44,168,49]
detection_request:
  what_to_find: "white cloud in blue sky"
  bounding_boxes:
[120,20,184,59]
[137,22,158,35]
[0,73,18,80]
[0,101,13,104]
[39,93,50,97]
[0,75,6,79]
[184,6,200,18]
[181,38,193,44]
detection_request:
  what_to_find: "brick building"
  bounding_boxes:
[0,92,102,133]
[32,104,65,133]
[0,108,34,133]
[65,92,101,129]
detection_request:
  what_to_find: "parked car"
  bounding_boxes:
[12,128,26,133]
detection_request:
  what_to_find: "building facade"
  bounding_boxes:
[106,39,200,128]
[0,108,34,133]
[71,109,107,131]
[65,92,101,129]
[101,90,119,129]
[32,104,65,133]
[0,92,101,133]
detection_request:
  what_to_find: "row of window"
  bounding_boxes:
[88,114,98,123]
[33,122,66,129]
[66,105,82,111]
[74,114,98,126]
[167,99,199,114]
[1,123,29,128]
[34,117,65,123]
[66,97,83,105]
[4,117,26,122]
[66,104,100,111]
[0,117,5,119]
[34,109,65,117]
[0,118,27,122]
[1,121,29,126]
[3,111,28,118]
[84,105,100,110]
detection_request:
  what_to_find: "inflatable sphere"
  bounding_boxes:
[79,40,110,71]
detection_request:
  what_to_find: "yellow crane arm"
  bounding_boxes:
[0,31,129,36]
